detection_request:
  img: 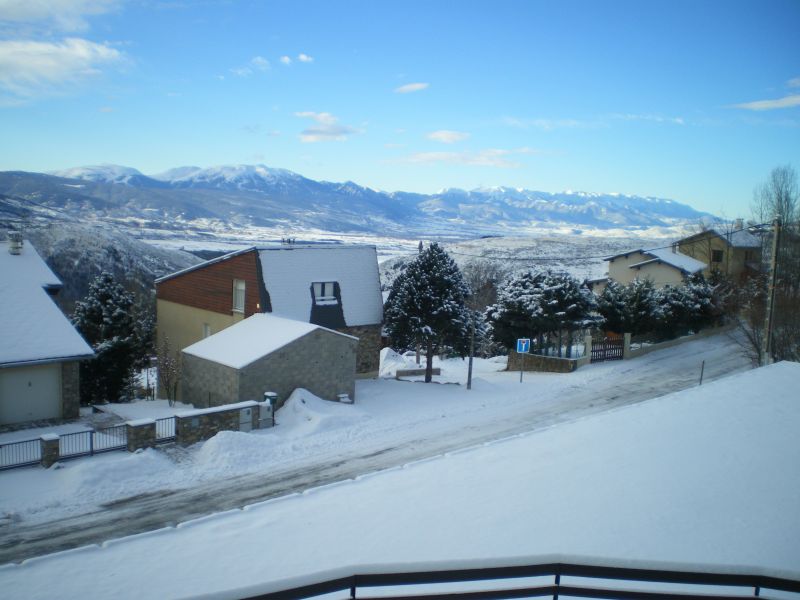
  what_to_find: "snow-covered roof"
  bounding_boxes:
[711,228,762,248]
[0,240,93,366]
[629,247,706,274]
[182,313,357,369]
[258,245,383,327]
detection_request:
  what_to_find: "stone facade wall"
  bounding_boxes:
[506,350,578,373]
[339,324,382,375]
[239,329,357,408]
[181,355,239,408]
[175,402,261,446]
[126,420,156,452]
[60,361,80,420]
[40,435,60,468]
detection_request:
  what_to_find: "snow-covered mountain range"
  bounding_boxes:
[1,164,712,239]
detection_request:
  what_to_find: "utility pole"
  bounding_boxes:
[467,313,475,390]
[763,217,781,366]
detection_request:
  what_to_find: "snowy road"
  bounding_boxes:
[0,333,751,564]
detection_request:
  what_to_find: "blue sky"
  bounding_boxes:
[0,0,798,217]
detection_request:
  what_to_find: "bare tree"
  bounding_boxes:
[745,166,800,364]
[462,259,508,312]
[157,337,181,406]
[752,165,799,224]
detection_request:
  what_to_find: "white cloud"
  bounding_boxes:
[297,53,313,63]
[294,111,359,142]
[251,56,269,70]
[0,37,123,102]
[399,148,530,168]
[427,130,469,144]
[502,116,596,130]
[0,0,120,33]
[280,55,291,65]
[230,55,270,77]
[610,113,685,125]
[394,82,428,94]
[731,94,800,111]
[787,77,800,89]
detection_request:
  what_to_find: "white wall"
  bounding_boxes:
[0,364,62,425]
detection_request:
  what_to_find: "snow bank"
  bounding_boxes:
[276,389,366,436]
[379,347,419,377]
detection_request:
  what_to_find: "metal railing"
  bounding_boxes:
[0,417,178,470]
[156,417,176,441]
[59,430,93,459]
[0,438,41,470]
[243,561,800,600]
[93,424,127,453]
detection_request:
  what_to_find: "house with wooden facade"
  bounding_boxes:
[155,244,383,399]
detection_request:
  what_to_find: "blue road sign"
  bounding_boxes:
[516,338,531,353]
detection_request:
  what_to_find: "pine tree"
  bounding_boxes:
[598,278,661,336]
[487,269,599,356]
[72,272,141,404]
[384,243,470,382]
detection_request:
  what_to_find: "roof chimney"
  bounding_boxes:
[8,231,23,255]
[734,218,744,230]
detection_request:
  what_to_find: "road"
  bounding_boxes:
[0,333,751,564]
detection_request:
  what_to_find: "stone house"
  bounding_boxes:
[156,244,383,398]
[181,313,357,408]
[677,223,762,282]
[0,235,93,425]
[589,246,707,293]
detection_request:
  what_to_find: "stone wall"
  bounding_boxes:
[506,351,578,373]
[239,328,357,408]
[61,361,80,420]
[339,324,382,375]
[181,355,239,408]
[175,401,261,446]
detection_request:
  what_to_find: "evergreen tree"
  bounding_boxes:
[598,278,661,336]
[487,269,599,356]
[485,270,551,350]
[384,243,470,382]
[72,272,142,404]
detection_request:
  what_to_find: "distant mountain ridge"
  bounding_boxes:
[4,164,712,238]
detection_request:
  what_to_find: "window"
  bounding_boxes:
[233,279,246,312]
[312,281,338,305]
[711,249,724,263]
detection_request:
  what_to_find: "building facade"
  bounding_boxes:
[156,244,383,399]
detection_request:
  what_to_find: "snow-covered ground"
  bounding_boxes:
[0,357,797,599]
[0,334,750,535]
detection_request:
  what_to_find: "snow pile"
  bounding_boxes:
[379,347,419,377]
[276,389,365,436]
[60,449,174,499]
[193,431,278,474]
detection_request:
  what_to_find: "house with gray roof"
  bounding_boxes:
[0,234,93,425]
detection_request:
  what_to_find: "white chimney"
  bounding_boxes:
[734,218,744,230]
[8,231,23,255]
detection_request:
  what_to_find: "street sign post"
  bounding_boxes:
[516,338,530,382]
